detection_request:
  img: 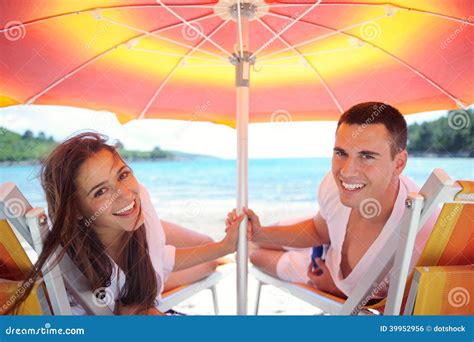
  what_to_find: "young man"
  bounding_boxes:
[227,102,435,299]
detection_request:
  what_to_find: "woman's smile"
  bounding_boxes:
[113,199,138,217]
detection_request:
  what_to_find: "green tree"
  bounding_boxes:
[22,130,33,139]
[407,108,473,156]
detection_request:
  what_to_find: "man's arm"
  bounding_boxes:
[247,209,330,248]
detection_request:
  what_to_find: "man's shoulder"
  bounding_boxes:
[319,172,337,192]
[399,174,420,193]
[318,172,343,212]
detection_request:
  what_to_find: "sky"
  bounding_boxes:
[0,104,449,159]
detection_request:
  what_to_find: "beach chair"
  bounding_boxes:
[0,182,232,315]
[250,169,473,315]
[0,182,105,315]
[159,261,234,314]
[400,181,474,315]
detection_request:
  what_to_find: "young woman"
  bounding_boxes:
[7,132,244,315]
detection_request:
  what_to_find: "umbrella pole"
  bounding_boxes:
[236,13,250,316]
[236,85,249,315]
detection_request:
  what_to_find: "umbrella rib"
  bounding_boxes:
[0,3,220,33]
[256,17,344,114]
[138,19,232,120]
[156,0,234,58]
[258,12,387,61]
[266,12,467,108]
[267,2,473,26]
[250,0,322,59]
[25,13,217,105]
[102,14,227,61]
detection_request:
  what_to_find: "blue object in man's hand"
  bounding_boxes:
[311,245,324,274]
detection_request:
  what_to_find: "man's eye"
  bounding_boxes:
[361,154,374,160]
[335,151,345,157]
[94,188,106,198]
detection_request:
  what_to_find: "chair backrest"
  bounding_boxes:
[417,201,474,267]
[0,182,113,315]
[0,218,49,315]
[401,180,474,315]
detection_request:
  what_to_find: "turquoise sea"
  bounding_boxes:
[2,156,473,206]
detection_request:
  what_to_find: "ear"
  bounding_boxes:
[393,149,408,175]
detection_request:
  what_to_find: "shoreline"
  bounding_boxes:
[1,154,472,166]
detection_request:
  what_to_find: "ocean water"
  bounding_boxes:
[1,157,473,239]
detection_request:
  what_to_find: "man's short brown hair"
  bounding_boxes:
[337,102,407,158]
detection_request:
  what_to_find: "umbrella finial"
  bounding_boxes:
[214,0,269,21]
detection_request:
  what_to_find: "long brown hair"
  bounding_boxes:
[5,132,158,314]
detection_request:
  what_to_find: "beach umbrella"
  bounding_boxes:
[1,0,473,315]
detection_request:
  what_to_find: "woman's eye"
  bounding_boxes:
[94,188,106,198]
[119,171,130,180]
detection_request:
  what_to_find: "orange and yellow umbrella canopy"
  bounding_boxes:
[0,0,472,127]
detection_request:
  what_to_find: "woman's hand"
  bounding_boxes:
[223,210,246,253]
